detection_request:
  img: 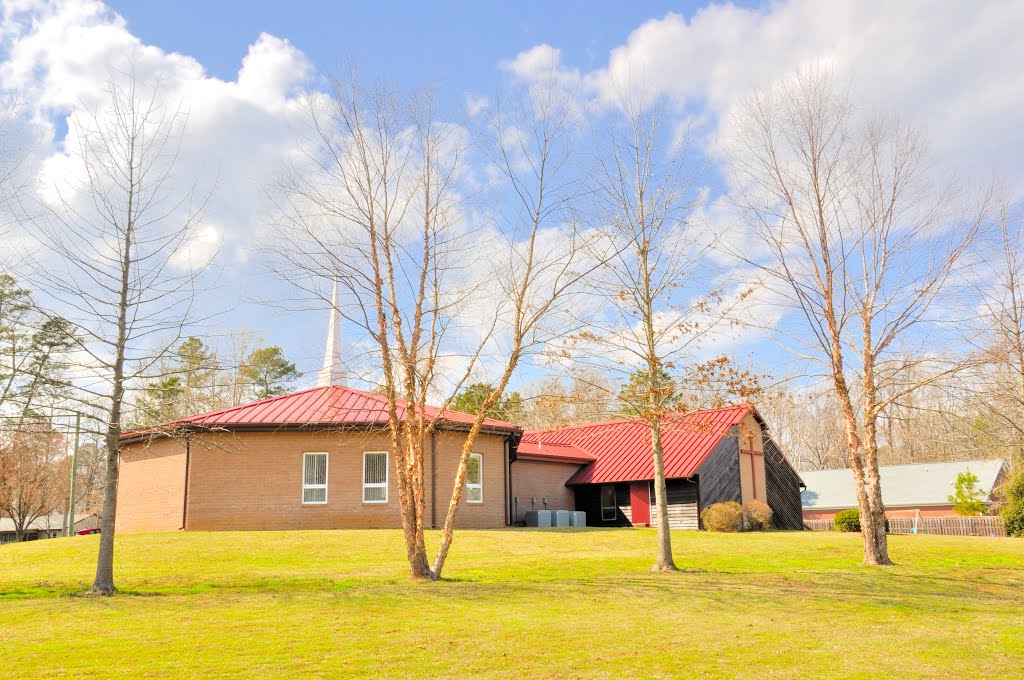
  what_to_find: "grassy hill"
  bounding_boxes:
[1,529,1022,679]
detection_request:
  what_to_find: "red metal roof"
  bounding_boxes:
[514,440,596,464]
[124,385,520,438]
[520,404,756,485]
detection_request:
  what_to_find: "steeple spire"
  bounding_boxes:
[317,277,345,387]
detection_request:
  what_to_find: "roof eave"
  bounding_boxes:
[120,420,520,445]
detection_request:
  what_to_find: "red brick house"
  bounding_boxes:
[800,459,1008,521]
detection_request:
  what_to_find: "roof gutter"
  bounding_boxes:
[121,421,522,446]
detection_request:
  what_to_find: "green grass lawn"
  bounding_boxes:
[1,529,1022,679]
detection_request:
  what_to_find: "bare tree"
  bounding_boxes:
[519,369,617,430]
[0,426,69,542]
[727,69,986,565]
[968,196,1024,460]
[568,94,750,571]
[29,69,214,594]
[267,70,598,580]
[763,387,848,470]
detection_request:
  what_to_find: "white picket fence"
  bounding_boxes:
[804,515,1007,537]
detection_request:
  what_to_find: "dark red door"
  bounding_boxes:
[630,482,651,526]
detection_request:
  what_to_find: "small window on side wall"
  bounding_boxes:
[363,451,388,503]
[600,485,616,521]
[302,452,328,504]
[466,453,483,503]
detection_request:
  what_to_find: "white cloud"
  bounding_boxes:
[170,223,224,270]
[0,0,312,272]
[464,93,489,118]
[508,0,1024,190]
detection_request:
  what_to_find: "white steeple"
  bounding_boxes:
[316,277,345,387]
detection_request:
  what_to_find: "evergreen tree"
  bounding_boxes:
[948,471,986,516]
[451,382,525,422]
[239,347,301,400]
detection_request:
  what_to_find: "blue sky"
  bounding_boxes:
[104,2,729,92]
[3,0,1023,395]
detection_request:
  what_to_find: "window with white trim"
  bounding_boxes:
[302,452,328,504]
[466,453,483,503]
[363,451,388,503]
[600,485,616,521]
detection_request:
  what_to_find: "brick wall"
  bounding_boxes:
[803,505,961,521]
[118,428,511,532]
[508,459,579,521]
[116,436,188,533]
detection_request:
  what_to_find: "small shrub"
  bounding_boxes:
[701,501,744,532]
[834,508,861,532]
[1003,470,1024,537]
[833,509,891,533]
[744,500,773,531]
[1005,506,1024,537]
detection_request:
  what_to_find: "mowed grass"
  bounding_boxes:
[1,530,1023,679]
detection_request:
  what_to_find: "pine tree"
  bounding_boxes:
[947,471,986,516]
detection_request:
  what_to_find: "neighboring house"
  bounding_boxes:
[70,513,101,535]
[0,513,100,544]
[515,404,806,531]
[0,514,64,544]
[117,390,807,533]
[800,459,1008,521]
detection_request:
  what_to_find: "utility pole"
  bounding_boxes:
[66,412,80,537]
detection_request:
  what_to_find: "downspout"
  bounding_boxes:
[430,431,437,529]
[180,434,191,531]
[504,437,510,526]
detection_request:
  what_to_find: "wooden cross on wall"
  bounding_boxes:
[740,433,763,501]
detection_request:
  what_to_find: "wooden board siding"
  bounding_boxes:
[695,435,742,508]
[763,435,805,530]
[648,479,699,530]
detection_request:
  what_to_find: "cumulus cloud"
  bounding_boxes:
[0,0,312,271]
[507,0,1024,190]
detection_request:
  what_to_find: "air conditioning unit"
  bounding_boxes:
[524,510,552,528]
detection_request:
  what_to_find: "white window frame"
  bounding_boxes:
[601,485,617,521]
[465,453,483,504]
[302,452,329,505]
[363,451,389,504]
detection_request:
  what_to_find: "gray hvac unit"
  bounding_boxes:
[524,510,552,528]
[569,511,587,527]
[552,510,571,527]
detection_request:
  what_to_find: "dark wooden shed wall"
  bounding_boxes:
[763,435,805,530]
[695,435,742,508]
[575,479,699,530]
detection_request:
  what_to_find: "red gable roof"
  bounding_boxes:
[123,385,520,439]
[519,404,756,485]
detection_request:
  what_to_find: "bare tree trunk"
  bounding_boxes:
[650,416,676,571]
[91,422,120,593]
[860,344,892,565]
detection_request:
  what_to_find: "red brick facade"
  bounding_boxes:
[116,429,513,533]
